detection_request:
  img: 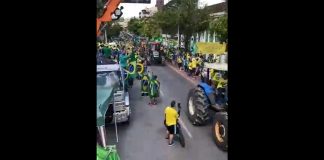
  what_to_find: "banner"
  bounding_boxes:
[196,42,227,55]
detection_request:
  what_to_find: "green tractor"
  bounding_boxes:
[187,62,228,151]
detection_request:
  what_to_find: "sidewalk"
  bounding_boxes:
[165,61,199,85]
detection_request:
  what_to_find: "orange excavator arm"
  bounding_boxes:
[97,0,122,36]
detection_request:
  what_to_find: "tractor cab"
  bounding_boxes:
[147,42,165,65]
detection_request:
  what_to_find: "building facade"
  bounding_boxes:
[195,2,227,43]
[155,0,164,11]
[139,6,158,19]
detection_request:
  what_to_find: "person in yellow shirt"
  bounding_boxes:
[191,57,197,78]
[186,53,190,60]
[188,59,193,76]
[217,72,228,89]
[195,57,202,76]
[177,56,183,70]
[164,100,179,146]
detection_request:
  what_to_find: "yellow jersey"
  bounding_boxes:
[177,57,182,63]
[191,59,197,68]
[217,78,228,88]
[164,106,179,126]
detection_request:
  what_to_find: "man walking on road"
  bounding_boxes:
[164,100,179,146]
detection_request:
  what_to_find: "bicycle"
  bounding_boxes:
[175,103,185,147]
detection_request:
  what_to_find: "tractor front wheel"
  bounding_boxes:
[212,112,228,151]
[187,87,210,126]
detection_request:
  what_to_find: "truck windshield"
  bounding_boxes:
[97,71,119,87]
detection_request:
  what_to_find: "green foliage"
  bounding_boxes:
[106,22,123,39]
[153,10,178,35]
[154,0,211,50]
[97,0,107,18]
[209,15,227,42]
[127,18,161,39]
[139,19,161,38]
[127,18,142,35]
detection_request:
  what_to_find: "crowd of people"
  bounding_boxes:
[97,40,228,147]
[168,50,207,79]
[97,41,160,106]
[168,48,228,107]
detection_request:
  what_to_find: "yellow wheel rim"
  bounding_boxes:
[215,122,225,143]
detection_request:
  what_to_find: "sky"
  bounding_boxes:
[119,0,225,18]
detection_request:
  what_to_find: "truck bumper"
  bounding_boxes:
[111,107,130,123]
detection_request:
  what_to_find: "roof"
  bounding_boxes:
[205,2,227,14]
[204,62,227,71]
[97,64,120,72]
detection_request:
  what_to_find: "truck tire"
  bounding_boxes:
[178,128,185,147]
[105,104,114,124]
[124,115,130,125]
[187,87,210,126]
[213,112,228,151]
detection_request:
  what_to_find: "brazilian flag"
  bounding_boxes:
[191,42,198,56]
[127,60,137,79]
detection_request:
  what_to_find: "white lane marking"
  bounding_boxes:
[160,89,165,97]
[179,118,193,139]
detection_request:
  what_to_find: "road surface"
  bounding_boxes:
[106,65,228,160]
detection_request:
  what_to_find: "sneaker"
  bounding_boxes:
[168,142,174,146]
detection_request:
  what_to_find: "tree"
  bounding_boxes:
[127,18,143,35]
[153,10,178,35]
[154,0,211,50]
[105,22,123,39]
[97,0,107,18]
[209,15,227,43]
[139,18,161,39]
[126,17,161,39]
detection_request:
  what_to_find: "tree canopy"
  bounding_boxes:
[209,15,227,43]
[105,22,123,39]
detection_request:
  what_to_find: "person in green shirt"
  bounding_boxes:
[102,45,112,59]
[128,51,136,62]
[119,52,129,69]
[149,75,160,105]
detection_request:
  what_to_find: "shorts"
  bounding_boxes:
[166,124,176,134]
[178,63,182,68]
[191,68,196,74]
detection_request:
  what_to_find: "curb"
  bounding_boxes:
[165,62,199,85]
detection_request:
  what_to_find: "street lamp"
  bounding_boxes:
[112,6,124,20]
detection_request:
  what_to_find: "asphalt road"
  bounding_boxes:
[106,65,228,160]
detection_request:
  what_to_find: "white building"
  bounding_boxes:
[117,18,130,28]
[139,6,158,19]
[195,2,227,43]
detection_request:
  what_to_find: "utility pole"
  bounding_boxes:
[105,30,108,43]
[177,24,180,49]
